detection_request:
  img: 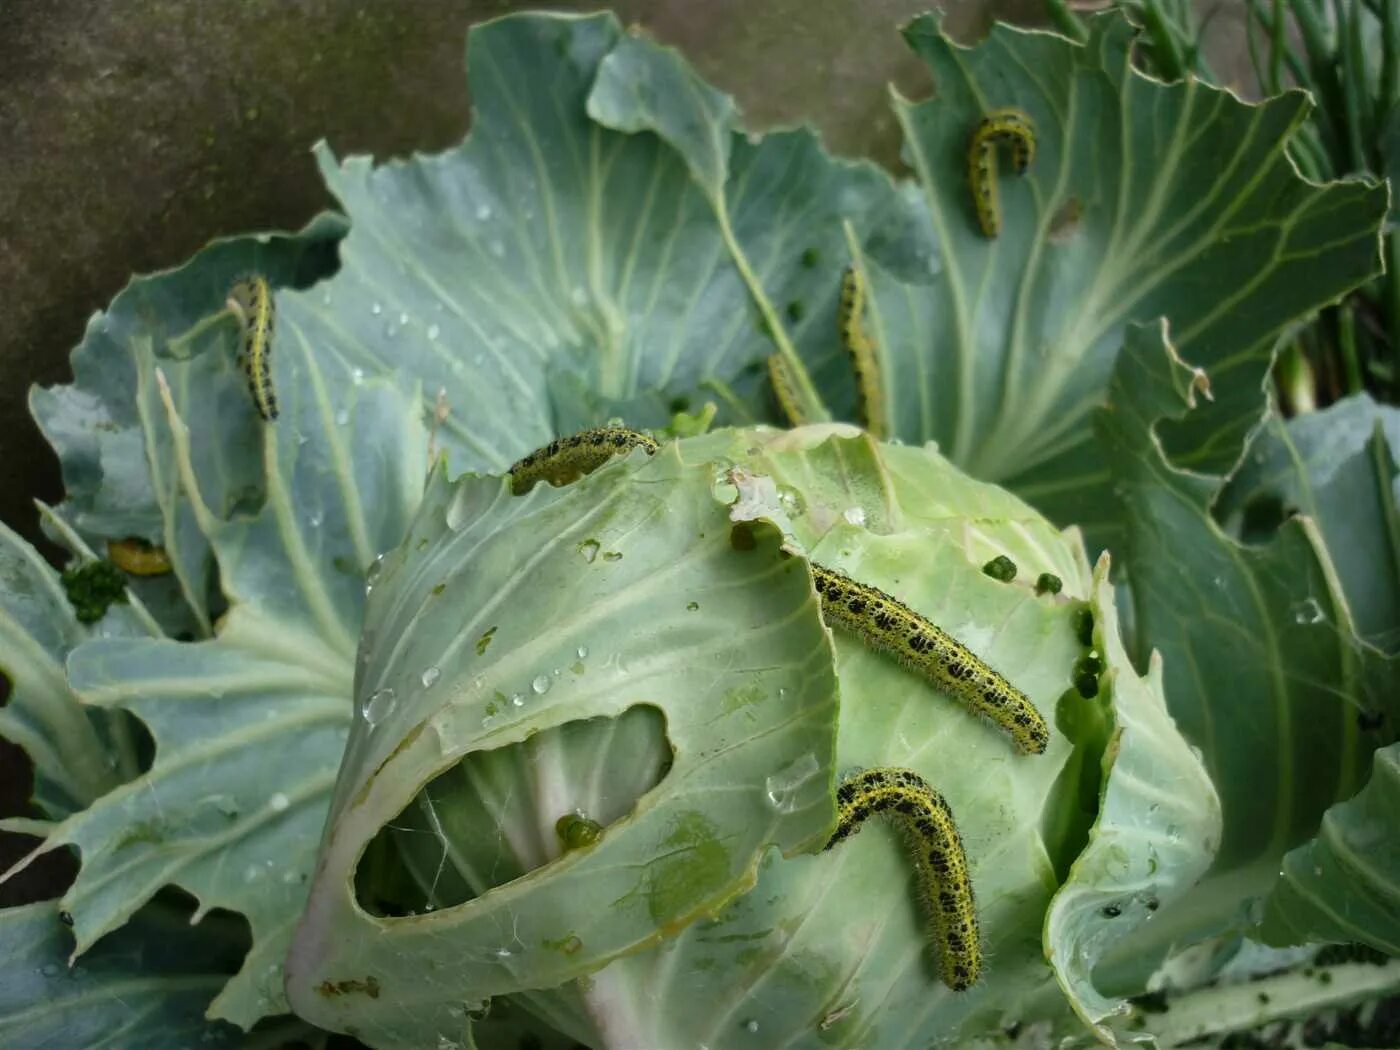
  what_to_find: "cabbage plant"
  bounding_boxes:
[1,9,1398,1050]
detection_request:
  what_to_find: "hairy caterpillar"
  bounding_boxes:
[838,267,887,439]
[226,275,279,421]
[812,566,1048,755]
[106,537,173,577]
[826,767,981,991]
[767,353,809,427]
[508,425,660,494]
[507,427,1047,754]
[967,109,1036,238]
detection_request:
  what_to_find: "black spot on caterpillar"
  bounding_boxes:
[812,565,1048,755]
[106,537,173,577]
[967,109,1036,238]
[226,275,279,422]
[508,425,660,495]
[1035,573,1062,596]
[826,767,981,991]
[838,267,886,439]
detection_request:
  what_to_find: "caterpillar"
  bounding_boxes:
[838,267,886,439]
[506,426,1048,754]
[826,767,981,991]
[967,109,1036,238]
[812,565,1048,755]
[508,425,659,495]
[106,537,173,577]
[226,275,279,421]
[767,353,809,427]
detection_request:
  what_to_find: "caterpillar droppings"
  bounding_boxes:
[967,109,1036,238]
[826,767,982,991]
[106,537,173,577]
[838,267,887,438]
[227,275,279,421]
[508,425,659,495]
[812,564,1048,755]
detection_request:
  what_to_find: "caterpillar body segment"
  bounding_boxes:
[838,266,886,439]
[227,275,279,421]
[106,537,173,577]
[767,353,810,426]
[508,425,659,495]
[827,767,982,991]
[967,108,1036,238]
[811,564,1049,755]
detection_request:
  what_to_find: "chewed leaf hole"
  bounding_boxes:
[355,703,672,918]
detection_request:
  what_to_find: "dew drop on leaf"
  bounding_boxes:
[363,687,397,725]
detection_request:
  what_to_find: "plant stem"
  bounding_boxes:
[1339,298,1364,392]
[1140,0,1189,80]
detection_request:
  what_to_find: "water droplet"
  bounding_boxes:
[371,302,382,315]
[351,367,365,385]
[421,666,441,688]
[842,506,866,526]
[476,203,492,221]
[268,793,289,813]
[531,674,551,695]
[570,286,587,305]
[494,947,512,958]
[321,291,333,305]
[1292,597,1324,624]
[579,539,600,563]
[397,311,408,325]
[510,693,525,707]
[363,687,397,725]
[427,323,440,339]
[576,645,589,659]
[244,864,263,882]
[765,752,821,813]
[335,408,350,426]
[743,1020,760,1034]
[40,963,59,977]
[489,239,505,258]
[365,554,386,589]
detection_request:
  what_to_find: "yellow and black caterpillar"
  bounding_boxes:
[828,767,981,991]
[227,275,279,421]
[838,266,886,438]
[967,109,1036,238]
[813,565,1048,755]
[508,425,660,495]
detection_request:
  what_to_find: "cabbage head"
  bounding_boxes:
[285,424,1219,1049]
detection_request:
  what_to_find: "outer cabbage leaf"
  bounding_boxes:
[805,14,1385,550]
[28,216,347,635]
[1092,322,1400,992]
[0,518,153,819]
[1218,394,1400,653]
[286,441,840,1046]
[276,10,917,474]
[0,900,318,1049]
[1258,742,1400,954]
[7,355,428,1027]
